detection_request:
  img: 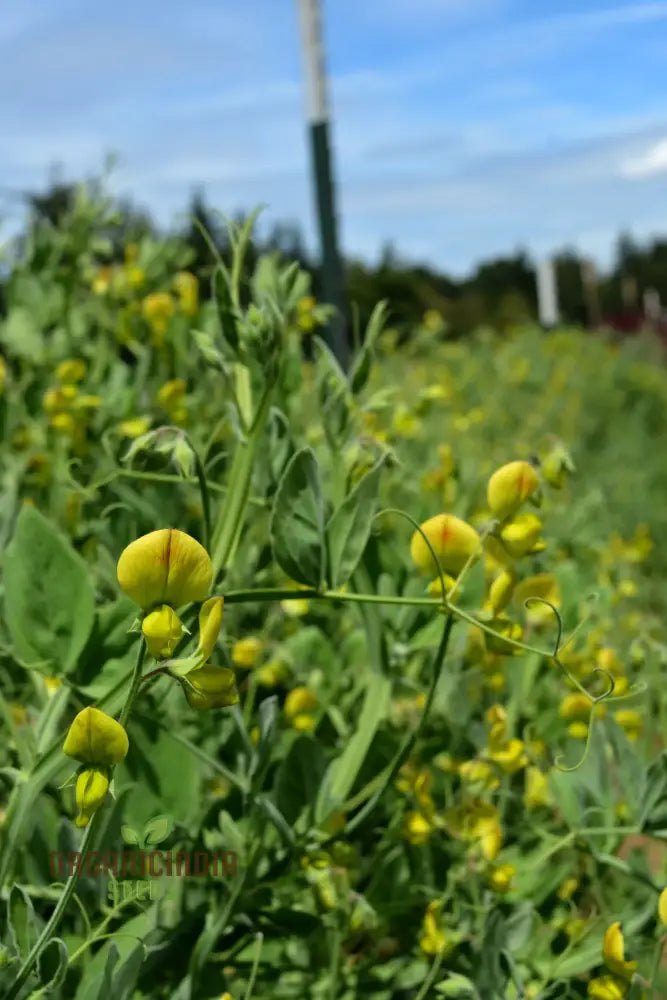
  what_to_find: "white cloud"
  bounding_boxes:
[620,138,667,178]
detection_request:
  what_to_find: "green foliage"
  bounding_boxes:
[1,185,666,1000]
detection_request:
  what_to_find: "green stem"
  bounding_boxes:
[210,386,272,582]
[7,642,147,997]
[221,588,556,660]
[337,613,454,840]
[191,439,212,552]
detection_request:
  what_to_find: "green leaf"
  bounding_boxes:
[3,505,96,675]
[270,447,327,589]
[0,307,44,362]
[316,673,391,822]
[275,735,326,825]
[349,300,389,395]
[7,885,39,956]
[326,457,385,589]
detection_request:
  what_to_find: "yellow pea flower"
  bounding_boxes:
[487,863,515,893]
[173,271,199,317]
[513,574,560,625]
[43,385,77,414]
[257,660,290,687]
[658,887,667,926]
[403,811,433,846]
[614,709,642,741]
[63,707,129,766]
[419,901,452,956]
[569,721,589,740]
[560,693,593,720]
[118,417,152,438]
[587,975,628,1000]
[485,569,517,614]
[75,768,110,828]
[487,738,528,774]
[487,460,540,522]
[142,604,184,659]
[232,637,263,668]
[142,292,174,344]
[181,665,239,710]
[602,922,637,980]
[459,760,500,790]
[117,528,212,611]
[157,379,186,411]
[0,356,6,393]
[558,877,579,901]
[284,687,318,718]
[524,766,551,809]
[194,596,224,661]
[292,713,316,732]
[50,413,77,435]
[56,359,87,384]
[499,514,544,558]
[410,513,480,575]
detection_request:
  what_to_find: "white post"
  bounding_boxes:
[536,257,559,327]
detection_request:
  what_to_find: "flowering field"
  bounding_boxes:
[1,190,667,1000]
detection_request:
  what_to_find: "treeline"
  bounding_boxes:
[5,176,667,338]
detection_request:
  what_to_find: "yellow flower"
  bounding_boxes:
[487,863,515,893]
[587,975,628,1000]
[142,292,174,344]
[487,738,528,774]
[173,271,199,316]
[459,759,500,790]
[285,687,318,718]
[602,922,637,980]
[560,693,593,720]
[597,647,623,676]
[74,394,103,410]
[487,460,540,522]
[485,569,517,614]
[117,528,212,611]
[63,707,129,766]
[292,713,316,732]
[142,604,184,659]
[56,359,87,384]
[614,709,642,741]
[499,514,544,558]
[569,721,589,739]
[410,513,480,575]
[658,887,667,926]
[118,417,152,438]
[0,356,7,393]
[524,766,551,809]
[50,413,77,435]
[92,266,113,295]
[181,666,238,710]
[232,637,263,669]
[157,379,186,411]
[75,768,110,828]
[419,900,452,955]
[257,660,290,687]
[558,876,579,901]
[43,676,62,697]
[44,385,77,413]
[427,574,457,599]
[195,596,224,663]
[443,801,502,860]
[403,811,433,845]
[513,574,560,625]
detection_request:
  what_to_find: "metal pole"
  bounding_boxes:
[297,0,349,368]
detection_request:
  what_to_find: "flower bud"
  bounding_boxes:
[117,528,212,610]
[181,666,239,710]
[56,359,87,384]
[487,461,539,522]
[75,768,109,828]
[196,597,224,661]
[485,569,517,614]
[142,604,184,659]
[284,686,318,718]
[410,514,480,575]
[499,514,544,558]
[232,636,263,668]
[658,887,667,927]
[63,707,129,766]
[602,921,637,979]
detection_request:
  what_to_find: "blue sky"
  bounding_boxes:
[1,0,667,275]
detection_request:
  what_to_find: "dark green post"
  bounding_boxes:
[297,0,349,369]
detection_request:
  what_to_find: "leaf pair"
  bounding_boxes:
[269,448,386,591]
